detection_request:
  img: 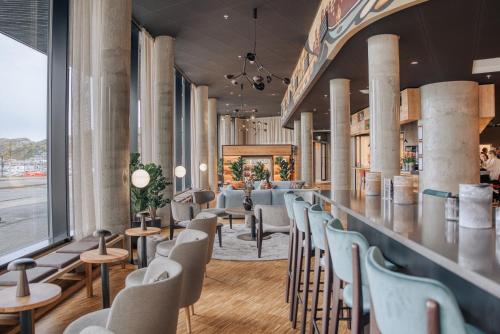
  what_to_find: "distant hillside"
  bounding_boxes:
[0,138,47,160]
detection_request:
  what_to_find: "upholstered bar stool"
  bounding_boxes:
[325,220,372,334]
[308,204,336,334]
[284,192,298,307]
[291,196,312,333]
[365,246,484,334]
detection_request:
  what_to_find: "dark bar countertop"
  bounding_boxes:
[316,190,500,299]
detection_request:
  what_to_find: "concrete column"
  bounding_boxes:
[195,86,209,189]
[301,112,313,186]
[293,119,301,180]
[367,34,401,179]
[94,0,131,233]
[330,79,351,191]
[152,36,174,224]
[208,98,218,191]
[420,81,479,194]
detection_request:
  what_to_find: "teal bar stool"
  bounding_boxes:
[284,192,299,307]
[291,196,312,333]
[308,204,342,334]
[325,220,372,334]
[365,246,484,334]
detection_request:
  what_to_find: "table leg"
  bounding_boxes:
[251,215,256,240]
[140,235,147,268]
[217,225,222,247]
[229,215,233,229]
[101,263,110,308]
[19,310,33,334]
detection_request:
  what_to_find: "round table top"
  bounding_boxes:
[80,248,129,264]
[125,227,161,237]
[0,283,61,312]
[225,207,254,215]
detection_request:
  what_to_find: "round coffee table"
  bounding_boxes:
[225,207,270,241]
[0,283,61,334]
[81,248,128,309]
[125,227,161,268]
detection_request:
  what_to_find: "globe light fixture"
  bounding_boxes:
[131,169,150,188]
[199,163,208,172]
[174,165,187,178]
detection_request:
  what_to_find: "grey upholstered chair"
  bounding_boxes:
[154,229,209,333]
[254,204,289,258]
[64,258,183,334]
[193,190,226,217]
[170,200,201,239]
[187,212,218,264]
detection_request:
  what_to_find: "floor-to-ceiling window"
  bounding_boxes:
[0,0,69,264]
[174,69,191,193]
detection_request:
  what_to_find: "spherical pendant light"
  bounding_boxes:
[131,169,150,188]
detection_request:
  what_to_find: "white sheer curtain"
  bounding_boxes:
[225,116,292,146]
[139,28,154,162]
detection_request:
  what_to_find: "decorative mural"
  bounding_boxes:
[281,0,427,125]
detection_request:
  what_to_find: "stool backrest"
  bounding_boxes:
[292,197,310,232]
[284,191,297,220]
[325,220,369,285]
[307,204,332,251]
[193,190,216,205]
[365,247,469,334]
[106,259,183,334]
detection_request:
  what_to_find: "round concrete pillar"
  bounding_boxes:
[301,112,313,186]
[419,81,479,194]
[330,78,351,191]
[367,34,401,179]
[208,98,218,191]
[195,86,209,189]
[293,119,301,180]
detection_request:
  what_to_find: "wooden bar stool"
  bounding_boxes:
[365,246,484,334]
[291,197,313,333]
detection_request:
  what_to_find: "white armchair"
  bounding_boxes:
[254,204,290,258]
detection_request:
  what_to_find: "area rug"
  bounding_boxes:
[212,224,289,261]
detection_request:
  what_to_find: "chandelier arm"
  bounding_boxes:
[271,73,285,80]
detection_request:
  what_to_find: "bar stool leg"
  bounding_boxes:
[300,235,312,334]
[285,219,294,303]
[288,224,299,320]
[322,251,333,334]
[291,232,304,329]
[329,273,341,334]
[351,244,363,334]
[310,248,322,334]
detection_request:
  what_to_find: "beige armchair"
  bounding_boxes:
[187,212,218,264]
[64,258,183,334]
[170,200,201,239]
[254,204,290,258]
[193,190,226,217]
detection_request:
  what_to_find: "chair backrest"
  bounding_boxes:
[171,200,200,221]
[325,219,369,285]
[254,204,289,227]
[292,196,310,232]
[168,229,209,308]
[422,189,452,198]
[307,204,333,251]
[187,212,217,264]
[106,259,183,334]
[365,247,469,334]
[284,191,297,220]
[193,190,216,205]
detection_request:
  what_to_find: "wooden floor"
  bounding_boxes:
[36,220,348,334]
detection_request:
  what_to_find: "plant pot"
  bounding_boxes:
[243,196,253,211]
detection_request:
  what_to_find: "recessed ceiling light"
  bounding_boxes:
[313,108,317,112]
[238,55,242,59]
[230,91,234,95]
[271,93,276,96]
[225,103,229,106]
[410,61,419,65]
[324,94,328,98]
[359,89,369,95]
[486,74,492,79]
[224,14,229,20]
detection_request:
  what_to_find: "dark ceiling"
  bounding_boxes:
[290,0,500,129]
[133,0,321,117]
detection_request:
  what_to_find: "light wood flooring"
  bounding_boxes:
[36,220,348,334]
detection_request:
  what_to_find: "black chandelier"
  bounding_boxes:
[224,8,290,91]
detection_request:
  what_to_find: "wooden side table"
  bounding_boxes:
[125,227,161,268]
[80,248,128,308]
[0,283,61,334]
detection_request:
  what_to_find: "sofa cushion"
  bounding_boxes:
[250,190,272,205]
[36,252,81,269]
[273,181,291,189]
[56,241,99,254]
[271,189,289,205]
[0,267,58,286]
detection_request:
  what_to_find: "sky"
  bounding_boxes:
[0,32,47,142]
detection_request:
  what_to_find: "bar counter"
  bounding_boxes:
[315,190,500,333]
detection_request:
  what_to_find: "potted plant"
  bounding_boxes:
[275,156,291,181]
[130,153,171,225]
[229,156,245,182]
[252,161,267,181]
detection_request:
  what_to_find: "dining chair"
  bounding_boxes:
[186,212,218,264]
[254,204,289,258]
[170,200,200,239]
[365,246,484,334]
[65,258,183,334]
